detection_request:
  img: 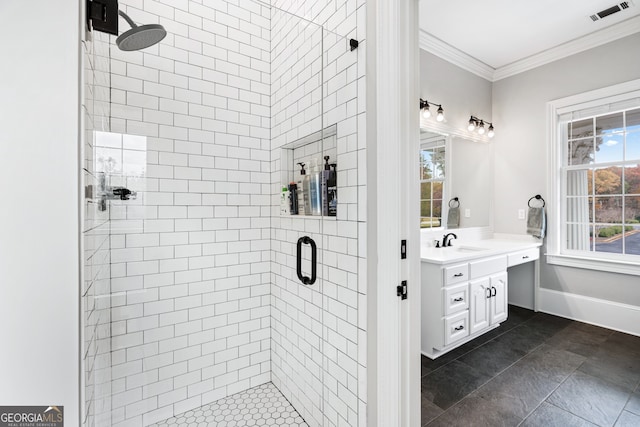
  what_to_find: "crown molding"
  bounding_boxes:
[494,15,640,81]
[420,15,640,82]
[418,30,494,81]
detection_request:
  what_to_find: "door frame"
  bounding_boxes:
[367,0,421,425]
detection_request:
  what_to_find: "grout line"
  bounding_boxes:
[515,356,582,426]
[422,311,535,378]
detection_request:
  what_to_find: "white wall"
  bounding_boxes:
[0,0,81,424]
[492,33,640,306]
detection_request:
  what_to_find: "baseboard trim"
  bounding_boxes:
[538,288,640,337]
[508,301,534,311]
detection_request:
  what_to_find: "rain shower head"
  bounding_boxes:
[116,10,166,51]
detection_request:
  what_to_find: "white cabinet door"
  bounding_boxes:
[490,272,508,325]
[469,278,490,335]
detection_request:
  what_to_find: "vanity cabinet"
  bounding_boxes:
[469,272,507,335]
[421,237,542,359]
[421,254,508,359]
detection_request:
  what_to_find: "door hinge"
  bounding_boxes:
[397,280,407,300]
[400,239,407,259]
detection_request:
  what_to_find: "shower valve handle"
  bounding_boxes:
[109,187,137,200]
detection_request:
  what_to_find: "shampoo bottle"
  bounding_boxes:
[309,158,322,216]
[288,182,298,215]
[321,156,331,216]
[328,163,337,216]
[297,162,311,215]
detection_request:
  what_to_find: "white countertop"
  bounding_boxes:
[421,235,542,264]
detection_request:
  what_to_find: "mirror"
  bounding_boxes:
[420,128,492,229]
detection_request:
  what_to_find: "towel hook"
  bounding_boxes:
[448,197,460,208]
[528,194,545,208]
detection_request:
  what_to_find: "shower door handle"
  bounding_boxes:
[296,236,317,285]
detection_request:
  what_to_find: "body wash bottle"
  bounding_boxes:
[288,182,298,214]
[321,156,331,216]
[310,158,322,216]
[280,186,290,215]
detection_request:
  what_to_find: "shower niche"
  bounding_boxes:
[279,125,338,218]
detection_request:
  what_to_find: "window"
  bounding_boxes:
[548,79,640,274]
[420,142,445,228]
[564,109,640,256]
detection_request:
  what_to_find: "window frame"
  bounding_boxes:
[547,79,640,275]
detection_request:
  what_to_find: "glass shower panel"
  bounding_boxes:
[96,1,275,425]
[270,7,327,427]
[82,27,114,427]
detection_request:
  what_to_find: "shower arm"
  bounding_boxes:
[118,10,138,29]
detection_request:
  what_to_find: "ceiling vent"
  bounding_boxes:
[590,1,634,22]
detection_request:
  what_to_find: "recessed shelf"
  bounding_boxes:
[280,125,338,219]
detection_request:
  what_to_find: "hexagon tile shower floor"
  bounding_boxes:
[150,382,308,427]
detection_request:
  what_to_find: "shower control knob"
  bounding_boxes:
[112,187,136,200]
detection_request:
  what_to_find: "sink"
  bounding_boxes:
[452,246,488,252]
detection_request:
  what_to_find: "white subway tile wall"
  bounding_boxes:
[91,1,273,425]
[82,0,366,426]
[82,29,114,427]
[269,1,366,426]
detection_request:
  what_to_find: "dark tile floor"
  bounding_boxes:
[422,306,640,426]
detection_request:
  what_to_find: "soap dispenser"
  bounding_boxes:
[309,158,322,216]
[297,162,311,215]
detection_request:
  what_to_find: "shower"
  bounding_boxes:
[82,1,365,426]
[86,0,165,51]
[116,10,166,51]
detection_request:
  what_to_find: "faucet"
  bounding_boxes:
[442,232,457,247]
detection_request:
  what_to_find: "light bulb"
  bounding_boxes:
[467,118,475,132]
[422,107,431,119]
[436,106,444,122]
[487,124,495,138]
[478,120,485,135]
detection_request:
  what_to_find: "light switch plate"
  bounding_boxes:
[464,208,471,218]
[518,209,526,220]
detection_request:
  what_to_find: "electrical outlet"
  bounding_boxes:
[464,208,471,218]
[518,209,526,220]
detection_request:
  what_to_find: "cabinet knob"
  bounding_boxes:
[453,297,463,302]
[453,273,464,277]
[454,325,464,331]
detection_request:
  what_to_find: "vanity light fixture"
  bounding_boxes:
[467,115,495,138]
[420,98,445,122]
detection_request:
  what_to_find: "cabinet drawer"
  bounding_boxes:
[443,283,469,316]
[444,311,469,346]
[469,256,507,279]
[508,248,539,267]
[443,264,468,285]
